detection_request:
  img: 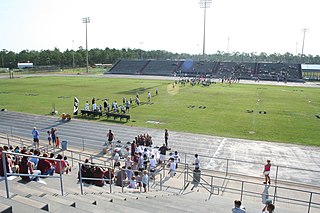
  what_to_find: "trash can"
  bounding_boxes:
[192,169,201,185]
[61,140,68,150]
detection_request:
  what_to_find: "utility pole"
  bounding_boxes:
[199,0,212,59]
[301,28,308,56]
[82,17,90,73]
[72,40,75,72]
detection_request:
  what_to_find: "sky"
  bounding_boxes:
[1,0,319,55]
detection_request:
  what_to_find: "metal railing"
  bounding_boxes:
[2,130,320,188]
[182,164,320,213]
[1,151,65,198]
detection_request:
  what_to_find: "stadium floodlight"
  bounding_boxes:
[82,17,90,73]
[199,0,212,58]
[301,28,308,56]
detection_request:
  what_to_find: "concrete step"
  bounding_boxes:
[0,203,12,213]
[0,196,47,213]
[11,194,48,211]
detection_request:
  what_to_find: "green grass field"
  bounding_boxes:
[0,76,319,146]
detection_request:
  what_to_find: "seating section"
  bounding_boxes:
[257,63,302,81]
[142,60,180,76]
[108,60,302,81]
[109,60,149,75]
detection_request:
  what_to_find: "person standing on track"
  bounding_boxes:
[32,127,40,148]
[164,129,169,147]
[107,129,115,147]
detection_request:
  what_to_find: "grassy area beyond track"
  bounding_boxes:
[0,76,319,146]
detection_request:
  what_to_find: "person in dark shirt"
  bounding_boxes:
[158,144,169,164]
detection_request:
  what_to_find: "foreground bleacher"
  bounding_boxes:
[1,134,319,213]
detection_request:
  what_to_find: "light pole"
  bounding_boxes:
[199,0,212,59]
[139,41,144,59]
[72,40,75,72]
[82,17,90,73]
[301,28,308,56]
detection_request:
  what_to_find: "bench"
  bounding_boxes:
[106,112,130,122]
[80,110,102,118]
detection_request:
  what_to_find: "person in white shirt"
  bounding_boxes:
[193,154,200,171]
[173,151,180,169]
[92,102,97,111]
[147,91,151,102]
[85,101,89,110]
[169,158,176,177]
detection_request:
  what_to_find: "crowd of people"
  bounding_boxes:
[83,90,157,115]
[0,145,71,182]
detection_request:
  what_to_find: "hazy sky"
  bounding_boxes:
[1,0,319,55]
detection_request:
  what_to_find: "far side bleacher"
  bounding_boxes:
[108,59,303,82]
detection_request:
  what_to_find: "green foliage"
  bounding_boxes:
[0,76,319,146]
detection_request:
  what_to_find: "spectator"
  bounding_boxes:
[107,129,115,146]
[193,154,200,171]
[56,137,60,148]
[126,166,133,181]
[37,153,55,176]
[51,128,57,146]
[115,167,127,187]
[128,176,137,189]
[173,151,181,169]
[141,170,149,193]
[19,148,41,181]
[164,129,169,147]
[262,203,275,213]
[28,149,40,169]
[64,156,71,174]
[169,158,176,177]
[0,147,9,176]
[263,160,271,184]
[91,165,106,187]
[158,143,169,164]
[47,131,52,145]
[232,200,246,213]
[32,127,40,148]
[54,154,67,174]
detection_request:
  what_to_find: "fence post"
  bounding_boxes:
[59,160,64,196]
[226,159,229,177]
[121,169,124,193]
[184,153,187,170]
[82,138,84,151]
[307,192,313,213]
[7,137,10,147]
[79,162,83,195]
[275,166,279,186]
[273,185,277,205]
[210,176,213,194]
[2,152,10,198]
[240,181,244,201]
[71,151,74,167]
[160,173,163,191]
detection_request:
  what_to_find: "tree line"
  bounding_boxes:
[1,47,320,69]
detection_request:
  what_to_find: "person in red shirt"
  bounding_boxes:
[54,154,67,174]
[37,153,55,176]
[263,160,271,184]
